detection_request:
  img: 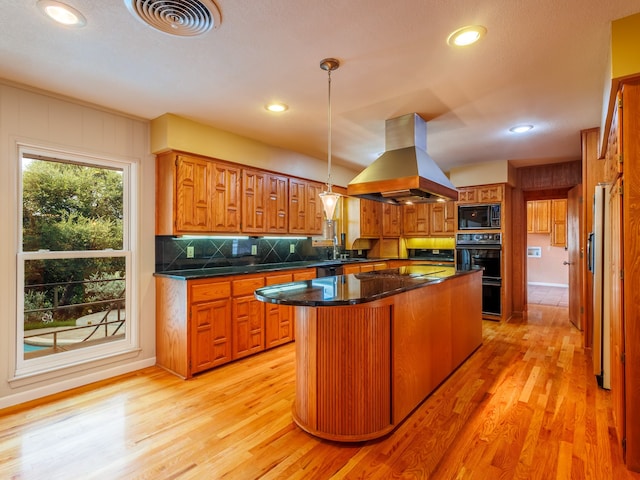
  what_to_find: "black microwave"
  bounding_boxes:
[458,203,501,230]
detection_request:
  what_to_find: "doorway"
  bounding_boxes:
[525,197,569,307]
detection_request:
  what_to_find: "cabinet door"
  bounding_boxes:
[402,203,429,236]
[190,298,232,373]
[241,169,266,233]
[266,174,288,234]
[533,200,551,233]
[430,201,456,236]
[176,155,211,232]
[382,204,402,237]
[289,178,307,234]
[478,185,504,202]
[550,199,567,247]
[212,163,241,232]
[457,189,477,203]
[232,294,265,359]
[360,199,382,237]
[306,181,325,235]
[265,273,293,348]
[527,201,534,233]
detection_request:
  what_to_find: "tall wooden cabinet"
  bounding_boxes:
[602,79,640,472]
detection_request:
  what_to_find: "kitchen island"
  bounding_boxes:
[254,265,483,442]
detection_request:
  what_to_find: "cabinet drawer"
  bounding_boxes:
[266,273,293,286]
[191,281,231,303]
[233,277,265,296]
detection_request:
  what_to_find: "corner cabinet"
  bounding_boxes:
[156,151,241,235]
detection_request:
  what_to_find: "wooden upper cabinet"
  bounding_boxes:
[288,178,306,234]
[457,184,504,204]
[360,199,382,237]
[212,163,241,232]
[550,199,567,247]
[306,181,325,235]
[156,151,241,235]
[382,204,402,237]
[430,201,456,236]
[402,203,430,236]
[265,173,289,234]
[242,170,289,234]
[241,169,266,233]
[527,200,551,234]
[175,154,212,233]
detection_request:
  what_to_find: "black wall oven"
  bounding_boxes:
[456,233,502,317]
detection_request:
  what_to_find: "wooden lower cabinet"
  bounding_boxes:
[191,297,232,373]
[156,267,316,378]
[265,273,294,348]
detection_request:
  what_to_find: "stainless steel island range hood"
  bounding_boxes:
[347,113,458,204]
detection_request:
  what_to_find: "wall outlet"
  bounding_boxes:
[251,244,258,255]
[290,244,296,254]
[186,246,195,258]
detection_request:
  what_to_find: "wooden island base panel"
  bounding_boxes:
[255,266,483,442]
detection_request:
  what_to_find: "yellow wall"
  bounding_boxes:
[449,160,510,187]
[151,113,358,187]
[600,12,640,157]
[611,12,640,80]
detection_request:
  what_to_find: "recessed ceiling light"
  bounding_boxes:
[509,125,534,133]
[447,25,487,47]
[265,103,288,113]
[37,0,86,27]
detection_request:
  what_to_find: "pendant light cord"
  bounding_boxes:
[326,67,333,192]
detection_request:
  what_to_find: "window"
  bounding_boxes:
[16,145,137,377]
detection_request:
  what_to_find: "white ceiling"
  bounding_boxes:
[1,1,639,175]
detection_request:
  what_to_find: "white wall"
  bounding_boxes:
[0,82,156,408]
[527,233,569,286]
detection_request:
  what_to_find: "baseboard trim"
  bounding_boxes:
[528,282,569,288]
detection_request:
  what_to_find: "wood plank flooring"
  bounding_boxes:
[1,304,638,479]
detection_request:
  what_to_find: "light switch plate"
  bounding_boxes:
[251,244,258,255]
[186,246,195,258]
[289,244,295,254]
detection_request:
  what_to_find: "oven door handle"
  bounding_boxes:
[482,279,502,286]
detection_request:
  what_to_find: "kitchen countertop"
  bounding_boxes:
[254,265,479,306]
[153,258,391,280]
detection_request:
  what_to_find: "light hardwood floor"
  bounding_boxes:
[1,304,638,479]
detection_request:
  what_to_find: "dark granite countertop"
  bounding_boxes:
[254,265,480,306]
[153,258,396,280]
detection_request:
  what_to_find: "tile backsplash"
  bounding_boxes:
[156,236,335,272]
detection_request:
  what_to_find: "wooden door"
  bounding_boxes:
[190,299,232,373]
[232,295,265,358]
[265,273,294,348]
[567,185,582,330]
[241,169,266,233]
[382,204,401,237]
[607,178,625,453]
[306,181,324,235]
[402,203,429,236]
[212,163,241,232]
[288,178,307,234]
[175,155,211,232]
[360,199,382,237]
[266,173,288,233]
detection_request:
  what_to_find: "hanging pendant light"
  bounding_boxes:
[319,57,340,220]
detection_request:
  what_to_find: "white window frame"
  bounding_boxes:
[15,144,138,379]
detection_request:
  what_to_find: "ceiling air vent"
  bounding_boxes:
[124,0,221,37]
